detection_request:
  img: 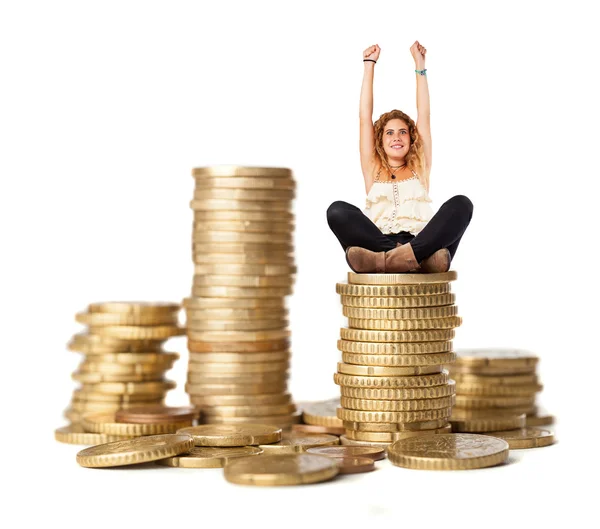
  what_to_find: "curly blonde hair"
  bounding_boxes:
[373,109,428,191]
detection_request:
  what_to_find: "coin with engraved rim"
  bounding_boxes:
[176,424,282,446]
[224,453,339,486]
[156,446,264,468]
[114,406,199,424]
[76,434,194,468]
[387,433,509,470]
[258,433,339,454]
[306,445,386,461]
[482,427,555,449]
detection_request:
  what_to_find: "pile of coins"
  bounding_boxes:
[184,166,299,428]
[61,301,184,426]
[447,348,556,447]
[334,271,461,446]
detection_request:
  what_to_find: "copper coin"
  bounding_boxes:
[291,424,346,436]
[115,405,200,424]
[331,456,375,474]
[306,446,386,461]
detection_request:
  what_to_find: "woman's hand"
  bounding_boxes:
[410,41,427,66]
[363,44,380,63]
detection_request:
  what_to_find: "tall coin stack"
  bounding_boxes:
[334,271,461,446]
[62,302,184,425]
[448,348,555,433]
[184,165,299,429]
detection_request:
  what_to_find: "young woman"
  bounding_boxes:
[326,41,474,273]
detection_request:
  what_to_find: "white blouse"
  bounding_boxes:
[364,169,434,235]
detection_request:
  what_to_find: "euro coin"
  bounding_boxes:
[347,271,457,285]
[306,445,386,461]
[336,283,451,297]
[330,456,376,474]
[340,293,456,308]
[176,424,282,446]
[483,427,555,449]
[302,398,343,427]
[337,362,443,377]
[54,424,134,445]
[450,413,527,433]
[259,433,340,454]
[81,412,193,436]
[156,446,263,468]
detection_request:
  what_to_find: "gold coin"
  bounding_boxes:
[345,425,452,442]
[192,274,293,288]
[188,351,289,364]
[71,400,162,413]
[455,383,542,397]
[194,252,295,266]
[340,328,455,343]
[68,333,163,354]
[193,188,294,202]
[156,446,264,468]
[450,413,526,433]
[187,361,288,374]
[76,434,194,468]
[72,390,164,403]
[343,305,458,320]
[81,412,193,436]
[341,293,456,308]
[202,411,301,427]
[525,413,555,427]
[176,424,281,446]
[193,209,294,222]
[347,271,457,285]
[187,338,290,353]
[185,382,287,396]
[301,398,343,427]
[186,308,288,321]
[259,433,340,453]
[337,407,452,423]
[454,348,539,367]
[88,325,184,340]
[449,372,539,386]
[54,424,134,445]
[329,456,376,474]
[343,419,450,432]
[192,231,292,244]
[347,316,462,331]
[114,405,199,425]
[454,395,536,409]
[340,395,455,412]
[183,297,285,311]
[193,176,295,189]
[193,220,294,234]
[338,339,453,355]
[75,311,179,326]
[451,406,535,418]
[72,371,165,384]
[191,393,292,407]
[186,319,288,332]
[190,287,292,300]
[387,433,509,470]
[193,264,296,276]
[341,351,456,367]
[80,380,176,395]
[306,445,386,461]
[187,329,291,342]
[334,371,449,388]
[192,241,293,253]
[87,302,180,314]
[78,362,172,376]
[192,166,293,178]
[483,427,555,449]
[202,403,297,418]
[187,371,287,385]
[79,352,180,365]
[190,198,292,211]
[291,424,346,436]
[449,364,536,376]
[339,436,392,447]
[224,453,338,486]
[339,381,456,401]
[337,362,443,377]
[336,283,451,297]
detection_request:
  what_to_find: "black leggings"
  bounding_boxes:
[326,195,474,262]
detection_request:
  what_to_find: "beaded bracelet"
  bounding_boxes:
[415,68,427,75]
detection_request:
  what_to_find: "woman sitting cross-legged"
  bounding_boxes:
[326,41,473,274]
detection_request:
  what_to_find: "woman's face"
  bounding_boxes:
[382,119,410,161]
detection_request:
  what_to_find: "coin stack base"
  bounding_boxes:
[334,272,461,445]
[185,166,298,429]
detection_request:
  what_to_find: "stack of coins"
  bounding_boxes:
[184,166,299,429]
[334,271,461,446]
[62,301,184,426]
[448,348,555,434]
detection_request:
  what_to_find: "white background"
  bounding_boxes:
[1,0,598,527]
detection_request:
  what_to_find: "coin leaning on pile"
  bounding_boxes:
[184,166,299,429]
[334,271,461,446]
[57,301,184,433]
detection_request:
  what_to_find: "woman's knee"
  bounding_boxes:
[326,200,352,228]
[446,195,474,217]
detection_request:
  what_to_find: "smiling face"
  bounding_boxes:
[382,118,411,162]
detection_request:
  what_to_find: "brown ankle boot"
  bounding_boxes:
[346,243,421,273]
[420,248,451,273]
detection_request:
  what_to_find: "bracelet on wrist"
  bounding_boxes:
[415,68,427,75]
[363,59,376,63]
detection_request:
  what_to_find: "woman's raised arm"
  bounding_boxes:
[359,44,380,194]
